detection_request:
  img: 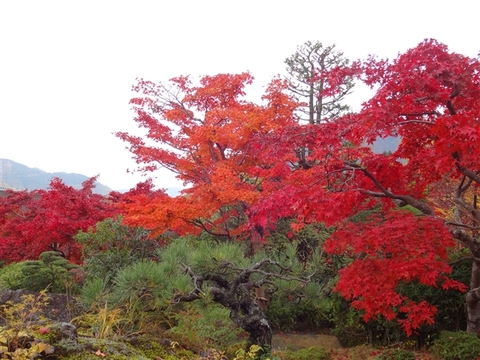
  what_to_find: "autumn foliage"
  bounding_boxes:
[0,177,118,263]
[116,73,298,238]
[117,39,480,335]
[252,39,479,334]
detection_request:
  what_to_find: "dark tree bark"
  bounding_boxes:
[174,259,310,351]
[211,283,272,351]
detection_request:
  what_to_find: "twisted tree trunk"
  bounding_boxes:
[176,259,311,352]
[466,258,480,335]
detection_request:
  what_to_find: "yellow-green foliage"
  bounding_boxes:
[234,345,269,360]
[130,338,197,360]
[0,291,54,359]
[0,261,28,290]
[72,303,129,339]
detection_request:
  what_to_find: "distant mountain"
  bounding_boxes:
[0,159,112,195]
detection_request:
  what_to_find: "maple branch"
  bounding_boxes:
[215,142,227,160]
[453,176,480,222]
[8,207,28,219]
[456,163,480,184]
[449,225,477,251]
[190,219,232,239]
[346,162,434,216]
[398,111,440,118]
[446,84,460,116]
[324,166,358,191]
[454,192,480,223]
[398,120,436,126]
[237,143,252,166]
[159,84,203,123]
[207,140,220,163]
[445,221,480,231]
[414,95,434,103]
[446,176,480,248]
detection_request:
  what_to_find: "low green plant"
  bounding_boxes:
[329,295,369,347]
[20,251,79,293]
[77,259,176,338]
[111,260,175,331]
[266,282,329,331]
[376,348,415,360]
[166,300,245,350]
[79,277,110,310]
[431,330,480,360]
[129,337,196,360]
[0,290,55,359]
[0,261,28,290]
[281,345,330,360]
[75,217,161,286]
[72,303,127,339]
[234,344,277,360]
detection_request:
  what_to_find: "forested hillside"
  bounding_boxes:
[0,158,112,195]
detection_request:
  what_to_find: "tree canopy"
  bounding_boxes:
[250,39,479,335]
[118,39,480,335]
[116,73,298,239]
[0,177,118,263]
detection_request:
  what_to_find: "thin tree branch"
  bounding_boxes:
[345,162,435,215]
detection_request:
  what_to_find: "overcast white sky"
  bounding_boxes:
[1,0,479,191]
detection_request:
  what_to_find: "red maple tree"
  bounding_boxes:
[118,40,479,335]
[249,39,479,335]
[116,73,298,238]
[0,177,118,263]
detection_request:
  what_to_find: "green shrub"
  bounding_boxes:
[264,220,336,333]
[328,295,369,347]
[431,331,480,360]
[20,251,79,293]
[166,300,245,350]
[234,344,280,360]
[267,285,329,332]
[110,260,178,332]
[0,261,28,290]
[376,348,415,360]
[79,278,110,310]
[75,217,161,286]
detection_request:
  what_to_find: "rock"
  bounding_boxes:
[0,289,81,324]
[50,322,78,342]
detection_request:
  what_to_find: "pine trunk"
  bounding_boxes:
[229,299,272,351]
